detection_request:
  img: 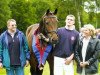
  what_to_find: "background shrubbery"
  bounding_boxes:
[0,0,100,33]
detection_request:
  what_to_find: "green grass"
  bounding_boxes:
[0,62,100,75]
[0,62,49,75]
[0,66,30,75]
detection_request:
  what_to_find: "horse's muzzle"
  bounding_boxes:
[49,33,59,44]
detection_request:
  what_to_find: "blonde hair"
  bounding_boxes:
[83,24,95,37]
[7,19,16,26]
[66,14,75,21]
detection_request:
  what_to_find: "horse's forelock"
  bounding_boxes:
[39,11,58,35]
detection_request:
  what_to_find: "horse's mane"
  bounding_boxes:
[38,15,47,36]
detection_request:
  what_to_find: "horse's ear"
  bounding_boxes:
[54,9,58,15]
[46,9,50,15]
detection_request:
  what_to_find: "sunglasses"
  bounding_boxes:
[12,24,17,27]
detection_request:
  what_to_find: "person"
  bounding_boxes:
[95,29,100,39]
[79,27,85,40]
[95,29,100,61]
[53,14,79,75]
[0,19,30,75]
[75,24,100,75]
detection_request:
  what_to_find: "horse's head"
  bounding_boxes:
[39,9,58,43]
[39,9,58,44]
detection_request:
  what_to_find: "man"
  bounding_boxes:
[53,15,79,75]
[0,19,30,75]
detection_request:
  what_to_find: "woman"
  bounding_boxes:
[75,24,100,75]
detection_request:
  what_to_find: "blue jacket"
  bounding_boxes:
[0,30,30,69]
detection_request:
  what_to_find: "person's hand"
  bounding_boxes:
[0,63,3,69]
[25,60,29,67]
[65,57,72,65]
[65,54,74,65]
[80,61,89,67]
[80,62,84,67]
[38,63,44,70]
[83,61,89,66]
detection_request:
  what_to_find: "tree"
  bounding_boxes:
[10,0,36,32]
[83,0,100,28]
[0,0,100,33]
[0,0,11,33]
[54,0,79,30]
[32,0,54,23]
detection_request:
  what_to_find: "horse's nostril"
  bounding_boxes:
[51,39,58,44]
[53,40,58,44]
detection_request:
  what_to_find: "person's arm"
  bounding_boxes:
[65,53,74,65]
[74,39,81,64]
[22,33,30,65]
[87,40,100,65]
[0,34,3,68]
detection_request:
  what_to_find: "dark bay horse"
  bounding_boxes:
[26,9,58,75]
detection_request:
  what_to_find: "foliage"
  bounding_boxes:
[0,0,100,33]
[32,0,52,22]
[0,0,11,32]
[54,0,76,26]
[9,0,36,32]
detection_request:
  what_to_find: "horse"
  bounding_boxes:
[26,9,58,75]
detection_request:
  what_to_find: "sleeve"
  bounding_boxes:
[0,34,4,62]
[22,33,30,60]
[73,33,79,53]
[87,40,100,65]
[74,39,81,64]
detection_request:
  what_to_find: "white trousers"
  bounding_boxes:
[54,56,74,75]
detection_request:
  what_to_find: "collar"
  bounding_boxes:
[7,29,19,35]
[83,36,91,41]
[65,25,75,30]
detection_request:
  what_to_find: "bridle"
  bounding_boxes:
[42,15,58,34]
